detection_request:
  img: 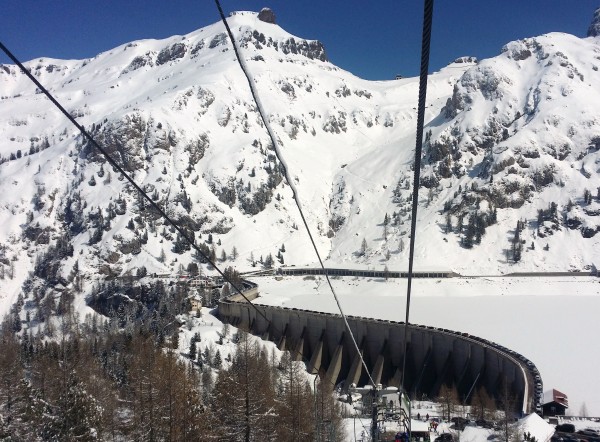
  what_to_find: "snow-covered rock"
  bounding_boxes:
[1,9,600,314]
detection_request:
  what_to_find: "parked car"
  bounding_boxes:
[555,423,575,433]
[451,417,469,430]
[435,433,454,442]
[578,428,600,437]
[476,419,494,429]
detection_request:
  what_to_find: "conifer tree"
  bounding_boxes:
[359,238,368,256]
[213,349,222,368]
[189,339,197,361]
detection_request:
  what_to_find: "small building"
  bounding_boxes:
[542,389,568,416]
[189,276,212,288]
[188,294,203,312]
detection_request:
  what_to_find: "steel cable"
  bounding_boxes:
[400,0,435,403]
[214,0,377,388]
[0,41,271,329]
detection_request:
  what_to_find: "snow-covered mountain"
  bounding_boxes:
[1,9,600,307]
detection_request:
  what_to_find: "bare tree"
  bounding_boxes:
[497,378,519,442]
[437,384,460,421]
[212,332,278,441]
[277,352,314,441]
[471,387,496,421]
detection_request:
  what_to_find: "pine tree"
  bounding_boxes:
[203,347,212,366]
[445,212,452,234]
[264,253,274,268]
[220,284,231,300]
[189,339,197,361]
[359,238,368,256]
[512,221,523,262]
[209,245,217,264]
[213,349,222,369]
[171,330,179,350]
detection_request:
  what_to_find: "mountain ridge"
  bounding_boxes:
[1,11,599,314]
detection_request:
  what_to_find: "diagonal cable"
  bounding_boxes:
[0,40,349,393]
[400,0,435,400]
[0,40,270,326]
[214,0,376,387]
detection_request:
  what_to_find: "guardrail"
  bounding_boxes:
[276,267,458,279]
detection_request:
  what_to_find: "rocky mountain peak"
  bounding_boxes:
[258,7,276,24]
[587,7,600,37]
[452,56,478,64]
[1,13,600,317]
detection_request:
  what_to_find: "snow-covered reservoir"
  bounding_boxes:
[253,274,600,416]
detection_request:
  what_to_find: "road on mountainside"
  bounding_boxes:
[242,267,596,279]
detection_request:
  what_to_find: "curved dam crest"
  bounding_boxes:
[217,280,540,415]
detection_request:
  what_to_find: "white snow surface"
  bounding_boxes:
[254,275,600,416]
[2,15,599,284]
[345,402,556,442]
[0,9,599,425]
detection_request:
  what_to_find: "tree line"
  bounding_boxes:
[0,312,345,441]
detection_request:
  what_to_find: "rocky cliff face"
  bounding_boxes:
[419,32,600,251]
[588,7,600,37]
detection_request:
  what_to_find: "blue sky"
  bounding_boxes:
[0,1,598,80]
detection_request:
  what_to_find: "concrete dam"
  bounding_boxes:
[217,281,540,415]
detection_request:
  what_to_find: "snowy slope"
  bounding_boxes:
[0,11,472,307]
[1,11,600,379]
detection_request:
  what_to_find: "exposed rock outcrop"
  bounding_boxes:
[258,8,276,24]
[588,7,600,37]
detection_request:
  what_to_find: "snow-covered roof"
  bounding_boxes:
[543,389,569,407]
